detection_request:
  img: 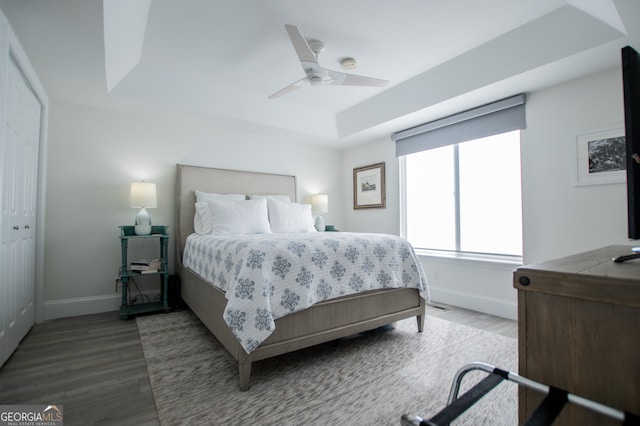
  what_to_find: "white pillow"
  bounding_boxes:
[247,194,291,203]
[267,198,316,233]
[207,198,271,235]
[194,191,246,234]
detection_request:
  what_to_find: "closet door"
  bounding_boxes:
[0,56,41,366]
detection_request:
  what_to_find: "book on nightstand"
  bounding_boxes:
[136,269,159,274]
[131,258,163,271]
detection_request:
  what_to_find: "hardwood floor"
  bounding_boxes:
[0,304,516,426]
[0,312,159,426]
[425,302,518,339]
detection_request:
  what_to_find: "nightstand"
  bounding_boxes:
[118,225,170,319]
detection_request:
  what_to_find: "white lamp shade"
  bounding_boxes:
[311,194,328,213]
[130,182,157,208]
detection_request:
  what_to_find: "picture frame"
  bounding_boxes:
[575,127,626,186]
[353,162,386,209]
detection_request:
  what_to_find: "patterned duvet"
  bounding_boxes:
[183,232,429,353]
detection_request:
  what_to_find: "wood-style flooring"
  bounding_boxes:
[0,312,158,425]
[0,303,516,426]
[426,302,518,339]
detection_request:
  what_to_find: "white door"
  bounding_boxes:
[0,56,41,366]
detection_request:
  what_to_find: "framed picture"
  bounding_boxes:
[575,128,626,186]
[353,162,386,209]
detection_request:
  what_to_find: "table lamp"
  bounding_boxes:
[312,194,328,232]
[130,182,157,235]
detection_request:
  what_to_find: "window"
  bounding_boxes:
[401,130,522,259]
[393,95,526,260]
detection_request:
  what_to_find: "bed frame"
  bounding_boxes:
[175,164,425,390]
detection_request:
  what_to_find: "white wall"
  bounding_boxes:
[342,138,400,235]
[342,138,519,319]
[522,66,630,264]
[43,101,344,319]
[41,64,635,321]
[343,66,633,320]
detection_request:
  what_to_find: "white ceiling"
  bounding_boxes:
[0,0,638,148]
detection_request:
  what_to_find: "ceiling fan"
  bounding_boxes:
[268,24,389,99]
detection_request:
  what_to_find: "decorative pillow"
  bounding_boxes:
[207,198,271,235]
[267,198,316,233]
[247,194,291,203]
[194,191,246,234]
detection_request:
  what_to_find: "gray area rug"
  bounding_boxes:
[137,309,518,425]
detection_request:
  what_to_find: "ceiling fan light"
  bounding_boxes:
[309,75,324,86]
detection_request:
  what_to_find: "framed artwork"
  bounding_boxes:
[353,162,386,209]
[575,128,626,186]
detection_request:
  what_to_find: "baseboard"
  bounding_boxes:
[43,290,161,320]
[428,286,517,320]
[43,287,516,321]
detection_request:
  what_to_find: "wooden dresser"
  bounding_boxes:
[513,245,640,425]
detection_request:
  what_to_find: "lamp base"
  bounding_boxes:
[134,224,152,236]
[134,207,152,235]
[315,215,326,232]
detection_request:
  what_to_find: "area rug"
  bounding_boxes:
[137,309,518,425]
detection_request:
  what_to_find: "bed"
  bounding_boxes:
[175,164,428,390]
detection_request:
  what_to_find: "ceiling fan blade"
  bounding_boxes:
[268,77,307,99]
[284,24,324,76]
[325,69,389,87]
[272,25,387,99]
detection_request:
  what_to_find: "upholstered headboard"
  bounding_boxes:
[175,164,297,263]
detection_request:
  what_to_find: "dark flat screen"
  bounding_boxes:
[622,45,640,240]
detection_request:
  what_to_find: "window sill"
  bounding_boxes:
[414,249,523,269]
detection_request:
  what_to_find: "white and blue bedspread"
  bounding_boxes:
[183,232,429,353]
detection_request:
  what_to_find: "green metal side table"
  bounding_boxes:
[118,225,170,319]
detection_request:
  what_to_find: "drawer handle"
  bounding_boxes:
[519,276,531,286]
[13,225,20,230]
